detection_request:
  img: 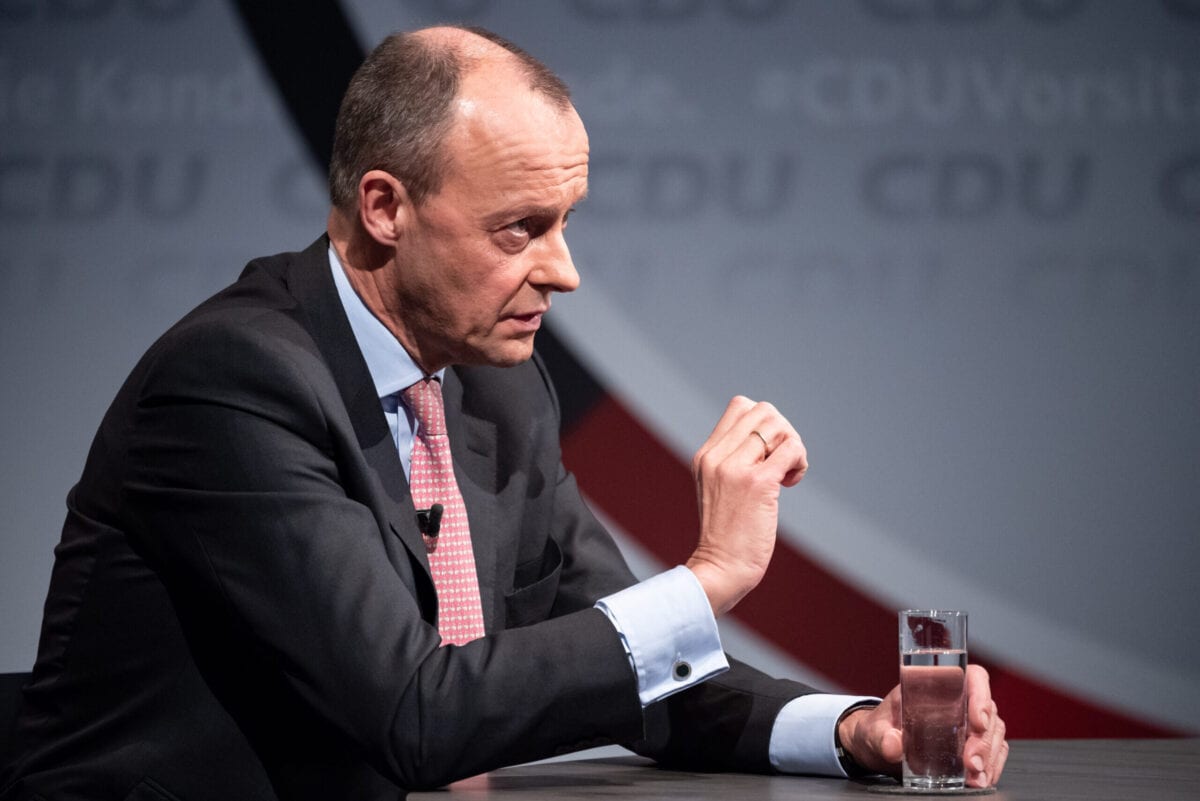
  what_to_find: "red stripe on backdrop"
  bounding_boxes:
[562,393,1183,738]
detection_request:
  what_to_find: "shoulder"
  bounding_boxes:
[121,245,340,421]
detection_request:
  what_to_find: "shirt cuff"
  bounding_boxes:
[769,694,881,776]
[595,565,729,707]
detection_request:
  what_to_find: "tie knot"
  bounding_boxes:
[400,378,446,437]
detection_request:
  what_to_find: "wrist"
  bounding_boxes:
[686,538,769,617]
[684,559,750,617]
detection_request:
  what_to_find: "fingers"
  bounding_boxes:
[767,430,809,486]
[693,396,808,484]
[984,723,1009,785]
[877,685,905,768]
[965,664,993,733]
[965,710,1008,788]
[687,397,808,616]
[695,396,767,472]
[962,665,1008,788]
[749,428,770,456]
[737,425,771,466]
[695,395,755,460]
[840,688,904,777]
[869,673,1007,788]
[878,724,904,766]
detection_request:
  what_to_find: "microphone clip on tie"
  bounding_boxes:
[416,503,444,552]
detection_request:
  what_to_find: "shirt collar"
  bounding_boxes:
[328,243,443,399]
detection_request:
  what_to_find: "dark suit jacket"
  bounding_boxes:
[1,237,816,800]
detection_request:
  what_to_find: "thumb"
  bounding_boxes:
[879,727,904,764]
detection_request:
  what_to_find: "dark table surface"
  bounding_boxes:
[411,739,1198,800]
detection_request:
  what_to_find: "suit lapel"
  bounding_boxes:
[279,237,433,587]
[277,237,510,635]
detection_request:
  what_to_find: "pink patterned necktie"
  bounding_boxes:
[401,378,486,645]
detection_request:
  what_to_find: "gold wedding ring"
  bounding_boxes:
[750,429,769,457]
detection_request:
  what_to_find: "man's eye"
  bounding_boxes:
[506,218,531,235]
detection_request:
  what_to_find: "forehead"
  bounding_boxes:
[437,62,589,204]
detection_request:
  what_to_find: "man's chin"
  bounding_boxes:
[463,338,537,369]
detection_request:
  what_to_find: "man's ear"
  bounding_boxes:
[358,170,413,246]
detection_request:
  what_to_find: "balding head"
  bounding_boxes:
[328,26,572,211]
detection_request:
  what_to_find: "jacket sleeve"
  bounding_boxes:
[515,353,824,774]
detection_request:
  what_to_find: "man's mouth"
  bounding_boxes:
[506,308,547,331]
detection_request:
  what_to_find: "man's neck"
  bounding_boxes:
[326,209,441,374]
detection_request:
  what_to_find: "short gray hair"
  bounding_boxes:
[328,26,572,210]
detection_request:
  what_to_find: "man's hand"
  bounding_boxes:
[839,665,1009,788]
[685,395,808,616]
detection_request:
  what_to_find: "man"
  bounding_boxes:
[1,26,1007,800]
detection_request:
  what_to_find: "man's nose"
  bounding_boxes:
[531,230,581,293]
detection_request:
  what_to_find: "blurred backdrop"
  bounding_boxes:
[1,0,1197,738]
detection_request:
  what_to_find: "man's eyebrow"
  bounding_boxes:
[485,203,583,227]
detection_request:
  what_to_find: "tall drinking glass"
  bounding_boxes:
[899,610,968,791]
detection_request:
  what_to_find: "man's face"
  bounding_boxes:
[387,71,588,373]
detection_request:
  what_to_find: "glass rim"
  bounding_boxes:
[899,609,968,617]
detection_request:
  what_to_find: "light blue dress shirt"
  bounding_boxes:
[328,245,877,776]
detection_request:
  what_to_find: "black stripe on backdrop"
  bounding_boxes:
[228,2,604,432]
[230,0,362,170]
